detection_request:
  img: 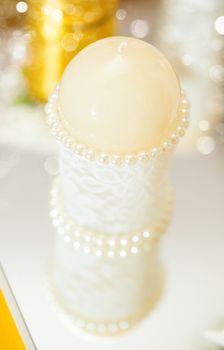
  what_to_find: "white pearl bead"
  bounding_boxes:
[132,235,139,243]
[170,133,179,144]
[109,323,118,333]
[108,239,115,247]
[50,179,173,258]
[74,144,84,154]
[137,152,149,162]
[181,107,189,115]
[84,149,96,160]
[119,322,129,330]
[57,227,65,235]
[177,126,185,136]
[50,208,58,218]
[47,116,54,125]
[83,246,90,254]
[143,231,150,239]
[95,250,102,257]
[73,241,80,249]
[162,141,169,151]
[181,118,190,128]
[86,322,95,331]
[98,324,106,333]
[98,153,108,164]
[74,230,81,237]
[119,250,127,257]
[120,239,127,246]
[107,250,115,258]
[76,319,85,328]
[51,127,59,135]
[95,238,103,246]
[131,246,138,254]
[64,235,71,243]
[151,147,159,158]
[84,235,91,242]
[124,155,137,165]
[182,98,189,107]
[64,138,72,149]
[64,224,71,232]
[111,155,122,165]
[47,88,189,165]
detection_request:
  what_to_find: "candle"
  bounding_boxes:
[59,36,181,153]
[46,37,189,335]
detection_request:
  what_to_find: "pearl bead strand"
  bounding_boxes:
[46,86,190,166]
[50,178,173,258]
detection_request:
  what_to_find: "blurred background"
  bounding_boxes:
[0,1,224,349]
[0,0,223,155]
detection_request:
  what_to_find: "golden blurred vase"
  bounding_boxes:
[24,0,117,103]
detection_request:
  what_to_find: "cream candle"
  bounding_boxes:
[58,36,181,154]
[46,36,189,335]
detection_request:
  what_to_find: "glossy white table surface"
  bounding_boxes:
[0,146,223,350]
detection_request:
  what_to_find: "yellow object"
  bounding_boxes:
[24,0,117,103]
[0,289,26,350]
[59,36,181,154]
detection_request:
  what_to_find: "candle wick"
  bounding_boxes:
[117,41,128,55]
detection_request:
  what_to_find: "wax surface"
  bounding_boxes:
[59,36,181,153]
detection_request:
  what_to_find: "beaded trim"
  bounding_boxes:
[47,276,131,335]
[46,85,190,166]
[45,273,162,336]
[50,178,173,258]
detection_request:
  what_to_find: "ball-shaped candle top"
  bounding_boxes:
[59,36,181,154]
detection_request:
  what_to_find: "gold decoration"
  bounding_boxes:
[24,0,117,103]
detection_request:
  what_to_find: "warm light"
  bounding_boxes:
[215,16,224,35]
[209,65,224,83]
[53,9,63,22]
[42,5,63,22]
[16,1,28,13]
[61,33,80,52]
[42,5,51,16]
[116,9,127,21]
[197,136,215,155]
[130,19,149,38]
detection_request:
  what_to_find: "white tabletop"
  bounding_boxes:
[0,145,223,350]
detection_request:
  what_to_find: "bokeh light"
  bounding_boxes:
[182,54,193,66]
[197,136,216,155]
[116,9,127,21]
[130,19,149,39]
[16,1,28,14]
[215,16,224,35]
[199,120,210,132]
